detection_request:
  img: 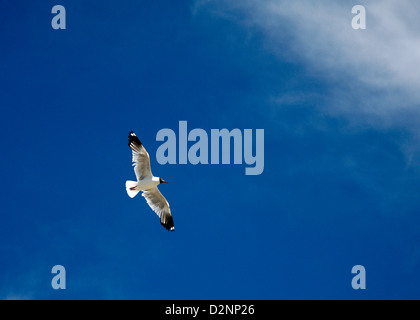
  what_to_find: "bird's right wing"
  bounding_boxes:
[128,131,152,180]
[142,187,175,231]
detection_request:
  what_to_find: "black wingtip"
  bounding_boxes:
[128,131,142,147]
[161,216,175,232]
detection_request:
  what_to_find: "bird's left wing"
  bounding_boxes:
[128,131,152,180]
[142,187,175,231]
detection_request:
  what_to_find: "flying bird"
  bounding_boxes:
[125,131,175,231]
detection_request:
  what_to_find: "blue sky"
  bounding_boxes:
[1,0,420,299]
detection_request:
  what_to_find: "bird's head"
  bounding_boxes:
[159,177,168,184]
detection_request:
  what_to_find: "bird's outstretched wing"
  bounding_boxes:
[142,187,175,231]
[128,131,152,180]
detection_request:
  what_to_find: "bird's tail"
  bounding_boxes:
[125,181,140,198]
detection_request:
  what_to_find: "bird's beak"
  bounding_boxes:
[162,179,168,184]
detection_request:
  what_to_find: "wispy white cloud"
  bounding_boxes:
[192,0,420,120]
[4,293,34,300]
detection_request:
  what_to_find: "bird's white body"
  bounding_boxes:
[133,176,160,191]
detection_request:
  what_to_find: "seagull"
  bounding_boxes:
[125,131,175,231]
